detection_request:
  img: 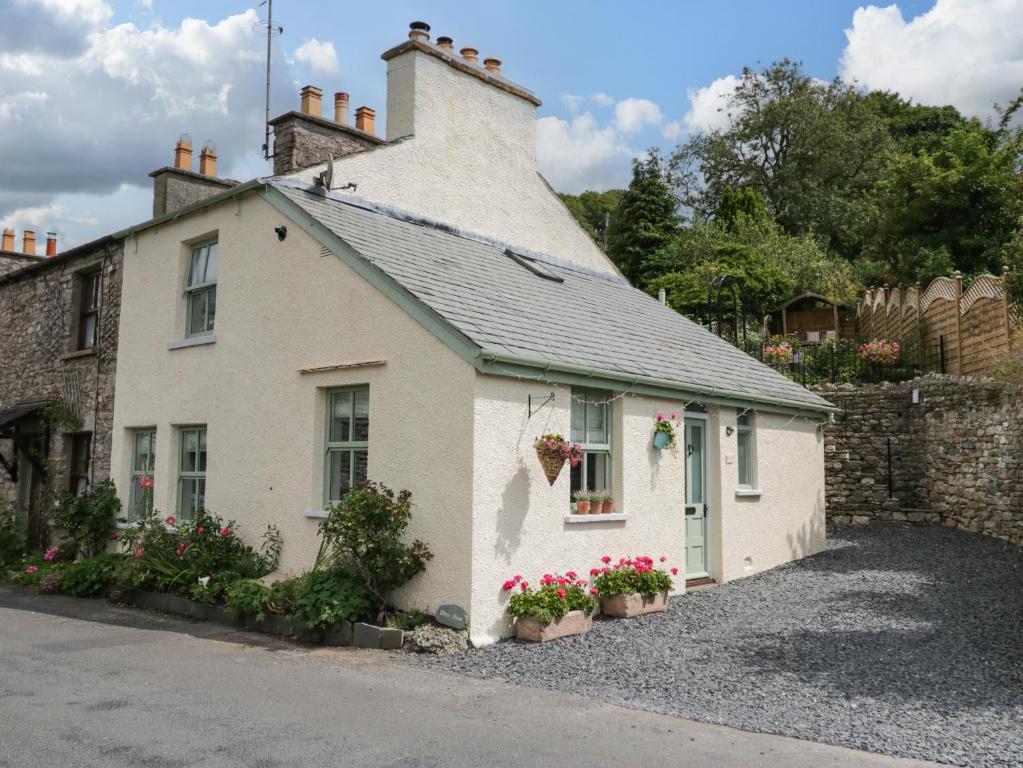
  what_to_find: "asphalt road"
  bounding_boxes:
[0,586,942,768]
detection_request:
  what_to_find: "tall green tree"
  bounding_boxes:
[606,152,679,281]
[669,60,892,258]
[559,189,625,248]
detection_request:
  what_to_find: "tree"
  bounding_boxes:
[559,189,625,249]
[606,152,679,281]
[669,60,892,258]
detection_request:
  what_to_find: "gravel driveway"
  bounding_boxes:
[415,525,1023,768]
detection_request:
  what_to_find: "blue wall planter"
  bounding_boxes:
[653,431,671,449]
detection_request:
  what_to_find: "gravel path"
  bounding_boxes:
[413,525,1023,768]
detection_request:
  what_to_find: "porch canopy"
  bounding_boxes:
[0,401,46,434]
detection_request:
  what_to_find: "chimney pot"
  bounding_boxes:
[460,47,479,64]
[199,141,217,177]
[174,133,193,171]
[334,91,350,125]
[483,57,502,74]
[436,36,454,52]
[408,21,431,42]
[45,232,57,257]
[355,106,376,136]
[300,85,323,117]
[1,228,13,252]
[22,229,36,256]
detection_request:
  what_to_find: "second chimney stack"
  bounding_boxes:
[334,92,350,125]
[355,106,375,135]
[22,229,36,256]
[199,142,217,176]
[45,232,57,257]
[1,228,13,252]
[174,134,192,171]
[300,85,323,117]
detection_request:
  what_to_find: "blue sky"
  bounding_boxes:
[1,0,1020,249]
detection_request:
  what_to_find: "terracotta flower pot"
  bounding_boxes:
[575,500,591,515]
[601,591,668,618]
[590,500,605,514]
[515,610,593,642]
[602,500,615,514]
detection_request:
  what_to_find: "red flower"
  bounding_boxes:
[138,475,154,489]
[659,555,667,563]
[600,555,611,564]
[197,527,205,534]
[556,588,566,598]
[520,582,528,591]
[110,532,119,541]
[501,580,514,591]
[565,571,577,580]
[219,527,231,537]
[670,567,678,575]
[589,568,600,576]
[176,542,187,557]
[590,588,599,595]
[133,547,144,558]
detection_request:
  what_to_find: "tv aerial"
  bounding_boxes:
[259,0,284,162]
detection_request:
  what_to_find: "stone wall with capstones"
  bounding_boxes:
[815,374,1023,545]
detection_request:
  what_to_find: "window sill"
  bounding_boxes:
[735,488,763,498]
[304,509,329,519]
[61,348,97,362]
[167,334,216,350]
[115,521,132,530]
[565,512,629,524]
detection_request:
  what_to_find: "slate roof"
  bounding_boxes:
[269,179,834,413]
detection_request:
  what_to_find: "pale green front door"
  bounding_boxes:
[684,420,709,580]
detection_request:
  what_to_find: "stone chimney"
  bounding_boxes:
[268,85,384,175]
[22,230,36,256]
[45,232,57,257]
[1,228,14,252]
[150,135,237,218]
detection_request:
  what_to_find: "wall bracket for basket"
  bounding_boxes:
[528,392,555,419]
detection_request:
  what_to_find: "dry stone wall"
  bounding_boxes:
[817,375,1023,545]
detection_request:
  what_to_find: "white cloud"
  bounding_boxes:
[680,74,742,135]
[840,0,1023,120]
[561,93,584,114]
[294,38,340,76]
[592,91,614,107]
[536,112,636,193]
[614,97,664,133]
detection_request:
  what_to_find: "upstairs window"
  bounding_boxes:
[128,429,156,521]
[77,270,101,350]
[177,426,207,522]
[324,387,369,505]
[737,410,756,488]
[185,240,218,337]
[569,388,612,499]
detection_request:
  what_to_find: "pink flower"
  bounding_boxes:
[657,411,665,421]
[219,527,231,537]
[133,547,144,558]
[197,527,205,534]
[556,588,566,598]
[43,547,58,562]
[165,515,176,527]
[138,475,154,489]
[565,571,577,580]
[670,411,678,420]
[520,582,528,591]
[110,532,119,541]
[501,580,514,591]
[600,555,611,564]
[176,542,187,557]
[659,555,667,563]
[590,588,599,595]
[25,565,38,574]
[670,567,678,575]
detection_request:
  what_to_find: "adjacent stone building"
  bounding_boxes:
[0,235,123,547]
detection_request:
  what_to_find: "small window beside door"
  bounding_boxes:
[736,410,756,489]
[185,240,218,337]
[324,387,369,505]
[178,426,207,522]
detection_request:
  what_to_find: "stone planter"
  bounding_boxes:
[600,591,668,618]
[515,610,592,642]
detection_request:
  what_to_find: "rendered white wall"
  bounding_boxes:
[110,192,476,613]
[713,408,827,583]
[468,376,688,645]
[291,48,618,277]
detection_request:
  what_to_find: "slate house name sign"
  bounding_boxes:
[436,604,468,630]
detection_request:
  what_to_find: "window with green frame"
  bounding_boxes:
[185,240,218,336]
[128,429,156,521]
[177,426,207,522]
[569,387,612,500]
[324,387,369,505]
[736,410,755,488]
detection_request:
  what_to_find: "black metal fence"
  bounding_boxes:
[740,336,946,387]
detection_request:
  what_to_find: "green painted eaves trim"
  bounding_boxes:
[262,185,837,418]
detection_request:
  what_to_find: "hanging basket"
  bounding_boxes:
[535,445,566,486]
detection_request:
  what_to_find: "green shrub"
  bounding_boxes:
[590,555,675,597]
[385,610,428,630]
[59,554,122,597]
[503,573,596,625]
[293,569,371,629]
[314,482,432,622]
[117,509,282,601]
[51,481,120,558]
[225,579,273,618]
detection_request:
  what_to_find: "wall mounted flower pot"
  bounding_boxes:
[653,431,671,449]
[535,445,566,485]
[601,591,668,618]
[515,610,592,642]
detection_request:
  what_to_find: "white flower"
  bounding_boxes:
[198,576,211,588]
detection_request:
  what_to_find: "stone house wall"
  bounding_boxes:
[0,240,123,515]
[816,375,1023,545]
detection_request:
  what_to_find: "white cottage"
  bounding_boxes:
[109,25,836,644]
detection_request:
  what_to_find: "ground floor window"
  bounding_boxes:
[325,386,369,505]
[67,432,92,495]
[736,410,755,488]
[128,429,156,521]
[178,426,207,522]
[569,387,612,499]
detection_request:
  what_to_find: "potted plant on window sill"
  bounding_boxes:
[572,491,591,515]
[590,555,677,618]
[502,572,596,642]
[652,410,681,453]
[598,492,615,514]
